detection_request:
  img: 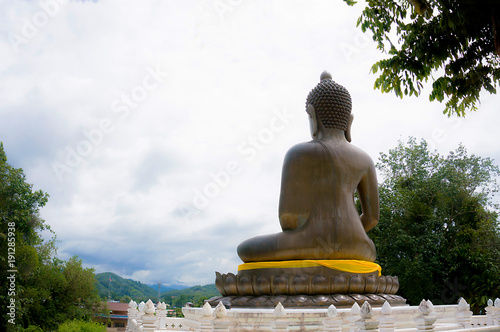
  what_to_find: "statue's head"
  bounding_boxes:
[306,71,352,138]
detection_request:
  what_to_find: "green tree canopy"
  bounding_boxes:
[161,284,219,308]
[0,143,104,331]
[20,256,104,330]
[372,138,500,313]
[344,0,500,116]
[1,142,50,329]
[57,319,106,332]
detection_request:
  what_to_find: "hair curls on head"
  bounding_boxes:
[305,71,352,131]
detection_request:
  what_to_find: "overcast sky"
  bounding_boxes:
[1,0,499,287]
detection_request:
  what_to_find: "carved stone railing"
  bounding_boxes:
[125,299,186,331]
[125,297,500,331]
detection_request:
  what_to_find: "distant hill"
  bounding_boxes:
[161,284,220,307]
[95,272,219,306]
[95,272,158,302]
[146,283,187,293]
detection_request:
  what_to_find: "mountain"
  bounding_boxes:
[95,272,158,302]
[95,272,219,306]
[161,284,220,307]
[146,283,187,293]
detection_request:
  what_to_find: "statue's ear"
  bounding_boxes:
[345,114,354,142]
[307,104,319,138]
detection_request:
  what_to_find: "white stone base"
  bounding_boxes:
[125,298,500,331]
[181,304,500,332]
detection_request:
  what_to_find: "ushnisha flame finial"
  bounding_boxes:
[320,70,333,81]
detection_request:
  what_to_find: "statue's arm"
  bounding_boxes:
[357,160,379,232]
[278,144,316,231]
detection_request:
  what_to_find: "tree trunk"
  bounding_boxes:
[493,10,500,56]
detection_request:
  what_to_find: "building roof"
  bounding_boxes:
[106,302,130,312]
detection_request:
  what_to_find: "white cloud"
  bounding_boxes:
[1,0,499,287]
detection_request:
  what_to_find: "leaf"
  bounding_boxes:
[344,0,500,116]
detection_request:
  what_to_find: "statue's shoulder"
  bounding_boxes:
[286,141,325,154]
[348,144,376,167]
[283,141,326,162]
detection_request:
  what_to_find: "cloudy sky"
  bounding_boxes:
[1,0,499,288]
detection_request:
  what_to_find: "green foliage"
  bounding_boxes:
[19,326,43,332]
[94,272,220,308]
[0,143,104,330]
[372,138,500,313]
[343,0,500,116]
[0,142,50,330]
[94,274,219,314]
[95,272,158,302]
[0,141,51,279]
[19,256,104,329]
[161,284,220,308]
[174,307,184,317]
[57,319,106,332]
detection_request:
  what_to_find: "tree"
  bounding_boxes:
[344,0,500,116]
[19,256,104,330]
[160,284,219,308]
[372,138,500,313]
[57,319,105,332]
[0,143,104,330]
[0,142,50,330]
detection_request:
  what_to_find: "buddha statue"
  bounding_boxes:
[210,71,404,308]
[237,71,379,263]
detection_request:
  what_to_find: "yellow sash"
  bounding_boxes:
[238,260,381,276]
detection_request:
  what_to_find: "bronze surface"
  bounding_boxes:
[212,72,406,306]
[215,271,399,297]
[237,72,379,263]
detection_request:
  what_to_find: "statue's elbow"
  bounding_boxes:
[367,218,379,231]
[361,214,378,232]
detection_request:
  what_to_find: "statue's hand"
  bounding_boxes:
[279,213,308,231]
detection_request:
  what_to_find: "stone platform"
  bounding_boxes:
[124,297,500,331]
[215,270,400,295]
[212,267,406,308]
[180,299,500,332]
[207,293,407,308]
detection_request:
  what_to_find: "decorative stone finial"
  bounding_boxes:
[381,301,392,315]
[495,298,500,307]
[274,302,286,317]
[138,301,146,312]
[351,302,360,315]
[215,301,227,318]
[427,300,434,312]
[360,301,373,319]
[145,299,155,315]
[320,70,332,81]
[201,302,212,316]
[487,299,493,307]
[128,300,137,309]
[419,299,432,315]
[158,302,166,310]
[457,298,470,312]
[327,304,337,318]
